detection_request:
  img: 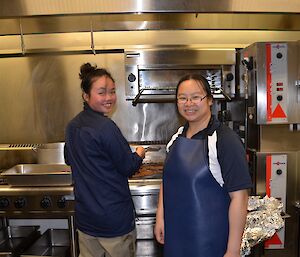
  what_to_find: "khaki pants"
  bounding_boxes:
[77,229,136,257]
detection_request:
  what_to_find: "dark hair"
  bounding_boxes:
[79,63,115,94]
[175,74,212,99]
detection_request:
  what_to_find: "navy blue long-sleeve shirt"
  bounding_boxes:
[64,103,143,237]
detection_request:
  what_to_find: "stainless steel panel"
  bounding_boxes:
[0,181,160,215]
[0,185,74,217]
[136,239,162,257]
[3,14,300,36]
[0,196,74,216]
[1,0,300,17]
[131,193,159,216]
[129,181,161,194]
[0,186,74,196]
[21,229,69,257]
[0,226,40,257]
[126,49,235,66]
[136,217,155,239]
[35,143,65,165]
[261,125,300,152]
[1,164,72,187]
[130,179,160,215]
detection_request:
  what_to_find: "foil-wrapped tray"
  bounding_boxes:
[241,196,285,256]
[1,164,72,186]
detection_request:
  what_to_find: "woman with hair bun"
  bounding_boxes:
[65,63,145,257]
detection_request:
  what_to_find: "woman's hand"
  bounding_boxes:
[154,183,164,244]
[154,216,165,244]
[135,146,145,159]
[225,189,248,257]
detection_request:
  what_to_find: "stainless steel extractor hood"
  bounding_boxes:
[1,0,300,17]
[1,0,300,36]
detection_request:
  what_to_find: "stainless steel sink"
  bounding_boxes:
[1,164,72,187]
[21,229,69,257]
[0,226,40,257]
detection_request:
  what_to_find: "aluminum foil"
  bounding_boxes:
[241,196,284,256]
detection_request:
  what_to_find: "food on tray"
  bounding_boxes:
[131,164,163,178]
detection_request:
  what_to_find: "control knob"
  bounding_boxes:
[277,95,283,101]
[276,52,283,59]
[0,197,9,208]
[225,73,234,82]
[128,73,136,82]
[14,197,26,209]
[57,197,66,209]
[40,196,52,209]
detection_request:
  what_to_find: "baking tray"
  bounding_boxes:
[1,164,72,187]
[0,226,40,257]
[21,229,69,257]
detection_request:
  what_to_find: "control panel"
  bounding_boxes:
[264,154,287,249]
[266,43,288,123]
[240,41,300,124]
[0,194,74,215]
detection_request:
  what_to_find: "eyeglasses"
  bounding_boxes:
[177,95,207,104]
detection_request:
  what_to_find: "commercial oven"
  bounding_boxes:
[125,48,236,106]
[239,42,300,149]
[239,42,300,257]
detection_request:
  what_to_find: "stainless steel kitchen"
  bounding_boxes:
[0,1,300,257]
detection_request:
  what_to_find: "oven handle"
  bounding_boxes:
[132,88,144,106]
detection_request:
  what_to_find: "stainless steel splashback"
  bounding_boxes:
[0,51,183,168]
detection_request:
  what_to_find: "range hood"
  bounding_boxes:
[1,0,300,36]
[1,0,300,16]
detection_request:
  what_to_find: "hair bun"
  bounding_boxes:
[79,63,97,80]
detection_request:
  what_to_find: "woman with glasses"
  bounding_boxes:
[64,63,145,257]
[154,74,252,257]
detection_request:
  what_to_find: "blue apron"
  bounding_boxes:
[163,136,230,257]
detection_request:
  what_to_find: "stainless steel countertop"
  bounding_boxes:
[0,178,161,196]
